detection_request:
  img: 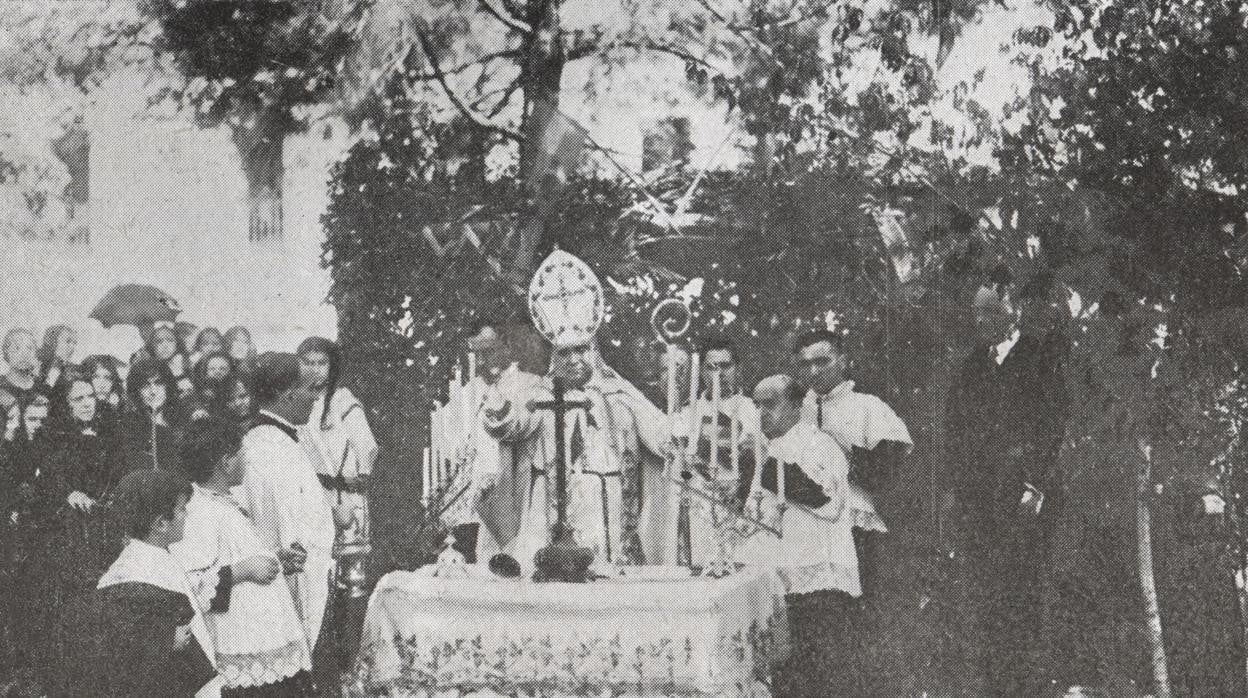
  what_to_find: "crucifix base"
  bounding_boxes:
[532,523,595,583]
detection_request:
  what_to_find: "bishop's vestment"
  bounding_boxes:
[484,370,673,573]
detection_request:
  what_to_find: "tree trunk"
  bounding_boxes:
[230,108,286,242]
[509,0,567,285]
[1136,439,1172,698]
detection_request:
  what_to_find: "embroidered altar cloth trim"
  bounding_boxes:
[350,565,789,697]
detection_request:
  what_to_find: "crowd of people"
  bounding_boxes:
[0,320,377,697]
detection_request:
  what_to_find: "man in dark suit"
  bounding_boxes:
[946,277,1069,696]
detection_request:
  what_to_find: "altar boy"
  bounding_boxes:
[54,470,218,698]
[734,375,862,697]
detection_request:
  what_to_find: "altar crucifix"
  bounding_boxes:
[530,377,590,545]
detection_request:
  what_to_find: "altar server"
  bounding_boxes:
[297,337,377,537]
[239,354,335,662]
[794,329,912,596]
[675,336,760,567]
[483,251,673,572]
[735,374,861,697]
[174,417,312,696]
[735,374,858,596]
[79,470,218,698]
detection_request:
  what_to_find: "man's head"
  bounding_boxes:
[252,352,316,424]
[753,375,805,439]
[550,341,595,389]
[466,318,510,383]
[1017,273,1067,338]
[180,416,246,488]
[22,394,49,437]
[111,470,192,548]
[699,336,739,396]
[3,328,37,375]
[793,329,847,396]
[972,284,1018,346]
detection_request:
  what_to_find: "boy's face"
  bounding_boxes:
[155,494,190,547]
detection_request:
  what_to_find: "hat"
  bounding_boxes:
[528,250,604,347]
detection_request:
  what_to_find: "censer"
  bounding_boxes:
[333,482,373,599]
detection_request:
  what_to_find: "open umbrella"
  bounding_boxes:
[89,284,182,328]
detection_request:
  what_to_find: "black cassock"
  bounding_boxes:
[945,332,1068,696]
[50,582,215,698]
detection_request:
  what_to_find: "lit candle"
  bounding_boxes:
[709,369,721,481]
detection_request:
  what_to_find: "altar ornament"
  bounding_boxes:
[530,376,596,583]
[420,355,478,521]
[432,532,469,579]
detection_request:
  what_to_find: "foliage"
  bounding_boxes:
[139,0,369,132]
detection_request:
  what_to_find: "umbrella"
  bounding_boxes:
[89,284,182,328]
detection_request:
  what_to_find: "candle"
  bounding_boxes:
[665,345,678,420]
[468,352,477,383]
[730,407,739,477]
[777,443,786,511]
[422,446,431,505]
[709,369,721,481]
[751,423,764,501]
[686,353,701,458]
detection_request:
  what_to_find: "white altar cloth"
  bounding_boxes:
[347,565,789,697]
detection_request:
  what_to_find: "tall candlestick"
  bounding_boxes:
[422,446,432,505]
[665,346,678,420]
[751,423,765,509]
[709,369,722,481]
[777,445,786,512]
[686,353,701,458]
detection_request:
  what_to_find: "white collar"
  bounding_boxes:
[814,380,855,403]
[258,409,297,430]
[99,539,180,590]
[992,329,1022,365]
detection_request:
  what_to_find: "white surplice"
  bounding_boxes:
[241,411,336,650]
[173,485,312,688]
[300,387,378,521]
[733,421,861,597]
[802,381,912,534]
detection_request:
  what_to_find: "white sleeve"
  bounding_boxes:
[338,390,379,474]
[170,507,227,610]
[241,438,300,550]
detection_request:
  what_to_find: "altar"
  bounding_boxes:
[346,565,790,697]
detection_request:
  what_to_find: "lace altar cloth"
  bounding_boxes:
[347,565,789,697]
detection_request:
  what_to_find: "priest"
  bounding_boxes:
[482,251,674,573]
[239,353,337,689]
[454,317,543,562]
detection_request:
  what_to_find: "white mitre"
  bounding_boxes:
[528,250,605,347]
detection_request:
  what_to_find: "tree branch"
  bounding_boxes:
[416,30,525,141]
[407,49,523,81]
[478,0,534,35]
[562,29,724,74]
